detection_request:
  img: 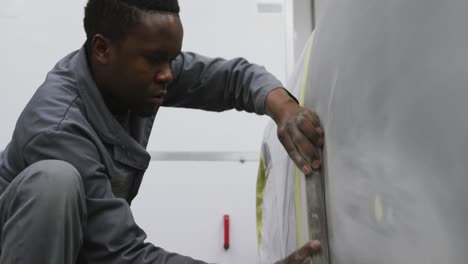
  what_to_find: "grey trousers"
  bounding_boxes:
[0,160,86,264]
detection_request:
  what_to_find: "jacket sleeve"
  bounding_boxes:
[23,129,207,264]
[164,52,284,114]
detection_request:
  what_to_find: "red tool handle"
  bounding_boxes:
[224,215,230,250]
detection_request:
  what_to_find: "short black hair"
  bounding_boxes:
[84,0,180,42]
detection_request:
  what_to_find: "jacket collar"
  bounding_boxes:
[73,45,151,170]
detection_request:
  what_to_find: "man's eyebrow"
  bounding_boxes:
[145,49,166,56]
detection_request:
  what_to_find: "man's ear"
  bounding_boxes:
[90,34,113,65]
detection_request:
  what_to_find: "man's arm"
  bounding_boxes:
[166,52,324,174]
[164,52,283,114]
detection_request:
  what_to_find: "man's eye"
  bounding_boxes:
[146,56,164,64]
[148,57,158,63]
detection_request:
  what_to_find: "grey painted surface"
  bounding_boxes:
[308,0,468,263]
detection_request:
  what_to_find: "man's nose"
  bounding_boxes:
[153,63,173,84]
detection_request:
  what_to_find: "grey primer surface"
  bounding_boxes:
[308,0,468,263]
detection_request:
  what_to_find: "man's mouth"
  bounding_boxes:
[150,95,164,105]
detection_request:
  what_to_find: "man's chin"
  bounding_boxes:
[133,104,160,117]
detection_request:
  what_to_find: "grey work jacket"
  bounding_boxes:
[0,46,283,263]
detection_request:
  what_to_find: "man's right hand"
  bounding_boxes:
[274,240,321,264]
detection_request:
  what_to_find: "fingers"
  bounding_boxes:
[287,122,320,170]
[302,110,324,145]
[303,110,321,128]
[277,240,321,264]
[277,108,324,174]
[296,112,324,147]
[277,126,312,174]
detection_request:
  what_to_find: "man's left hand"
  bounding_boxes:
[266,88,324,175]
[274,240,321,264]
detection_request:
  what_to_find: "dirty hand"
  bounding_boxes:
[274,240,321,264]
[266,88,324,175]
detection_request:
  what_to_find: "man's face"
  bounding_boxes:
[103,12,183,116]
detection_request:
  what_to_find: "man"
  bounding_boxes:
[0,0,323,263]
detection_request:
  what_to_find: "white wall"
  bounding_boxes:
[0,0,87,148]
[133,161,261,263]
[0,0,291,263]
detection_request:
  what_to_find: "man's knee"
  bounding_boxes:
[17,160,84,201]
